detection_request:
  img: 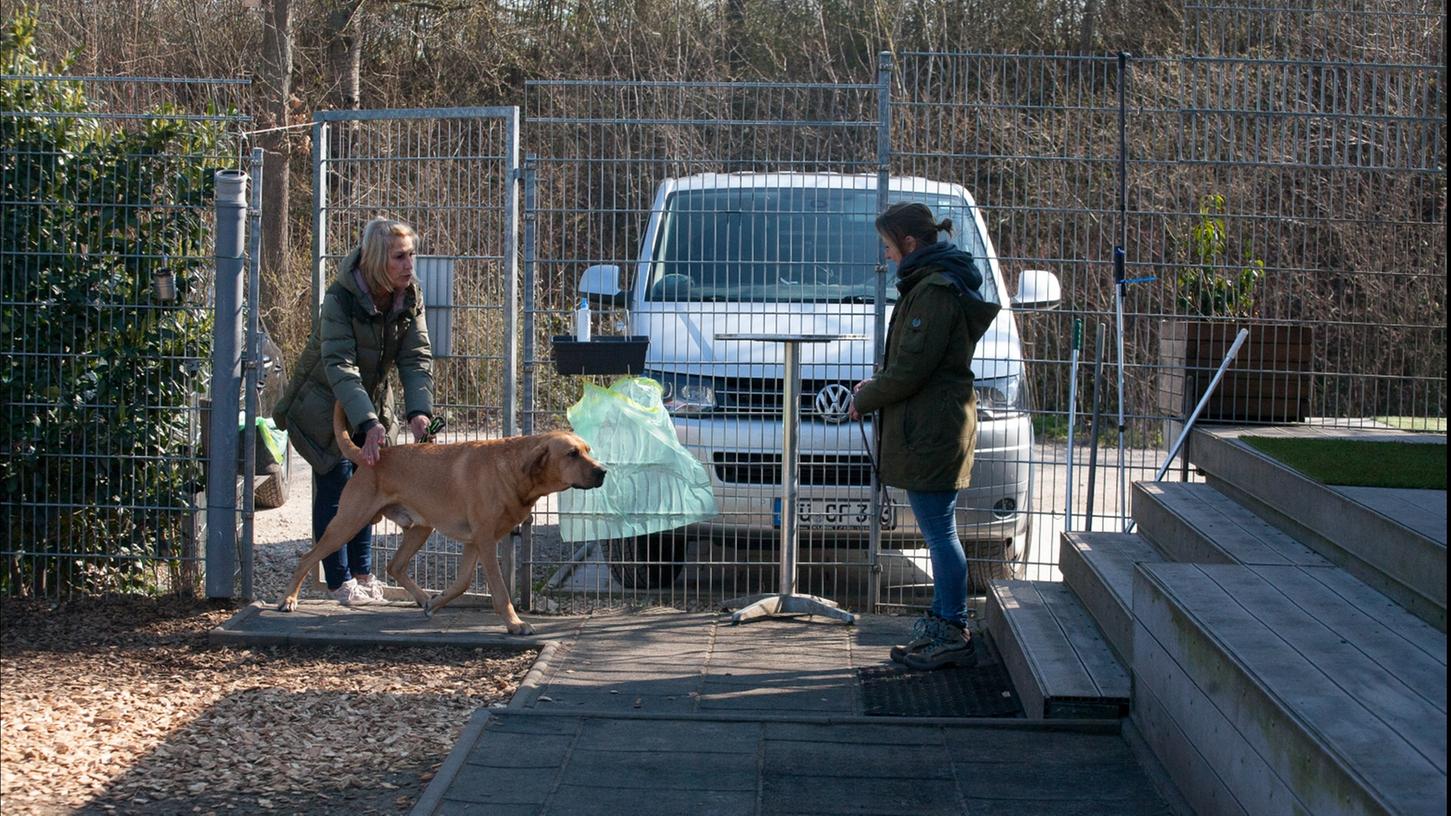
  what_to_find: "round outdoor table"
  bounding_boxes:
[714,333,867,626]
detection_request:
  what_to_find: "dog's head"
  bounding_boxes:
[528,431,608,492]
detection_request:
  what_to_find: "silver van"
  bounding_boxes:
[580,173,1060,590]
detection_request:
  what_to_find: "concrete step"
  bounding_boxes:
[1187,425,1446,632]
[985,579,1130,720]
[1059,532,1165,665]
[1132,480,1330,567]
[1132,562,1447,816]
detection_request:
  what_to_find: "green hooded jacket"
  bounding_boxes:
[272,247,434,475]
[852,243,1000,491]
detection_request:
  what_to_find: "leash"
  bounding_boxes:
[419,415,447,444]
[855,414,892,512]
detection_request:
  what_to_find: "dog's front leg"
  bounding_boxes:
[387,524,434,609]
[477,537,533,636]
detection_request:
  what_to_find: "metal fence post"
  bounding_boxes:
[868,50,894,613]
[520,154,538,611]
[240,148,264,602]
[207,169,249,598]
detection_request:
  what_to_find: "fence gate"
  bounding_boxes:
[310,107,520,596]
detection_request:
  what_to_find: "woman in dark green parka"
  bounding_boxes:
[851,202,1000,670]
[273,217,435,606]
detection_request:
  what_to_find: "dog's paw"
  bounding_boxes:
[276,598,297,613]
[421,598,436,619]
[508,620,535,636]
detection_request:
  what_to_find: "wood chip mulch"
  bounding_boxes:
[0,595,537,815]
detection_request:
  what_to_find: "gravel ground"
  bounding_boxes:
[0,448,540,816]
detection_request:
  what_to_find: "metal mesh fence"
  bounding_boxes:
[891,40,1445,589]
[2,74,249,600]
[522,79,897,613]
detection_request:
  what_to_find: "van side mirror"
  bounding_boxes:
[579,264,627,308]
[1012,269,1061,310]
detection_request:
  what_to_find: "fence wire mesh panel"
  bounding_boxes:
[890,52,1124,599]
[522,79,902,614]
[892,14,1445,585]
[311,108,519,598]
[2,73,249,600]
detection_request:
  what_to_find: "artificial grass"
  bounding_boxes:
[1375,416,1447,433]
[1240,436,1446,490]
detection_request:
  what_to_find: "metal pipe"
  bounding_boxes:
[1125,328,1250,533]
[1065,319,1082,533]
[868,49,892,612]
[206,169,248,598]
[1084,322,1106,532]
[780,341,802,597]
[240,148,264,602]
[1114,52,1130,530]
[519,154,538,611]
[502,108,521,438]
[310,120,328,320]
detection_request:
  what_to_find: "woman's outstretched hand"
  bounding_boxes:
[361,424,389,466]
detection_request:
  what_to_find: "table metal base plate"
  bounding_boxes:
[722,592,857,625]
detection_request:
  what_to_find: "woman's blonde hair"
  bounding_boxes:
[355,217,418,295]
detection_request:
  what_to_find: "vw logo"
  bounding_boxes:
[813,383,854,424]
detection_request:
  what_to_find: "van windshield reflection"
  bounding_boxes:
[645,187,997,304]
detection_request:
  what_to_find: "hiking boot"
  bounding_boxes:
[332,578,371,606]
[901,623,977,671]
[890,614,943,663]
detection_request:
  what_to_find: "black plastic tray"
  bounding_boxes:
[551,335,650,375]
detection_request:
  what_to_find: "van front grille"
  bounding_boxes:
[712,452,874,486]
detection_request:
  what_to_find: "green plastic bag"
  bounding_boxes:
[559,377,718,542]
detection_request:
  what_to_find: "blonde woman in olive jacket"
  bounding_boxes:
[851,202,999,670]
[274,218,434,605]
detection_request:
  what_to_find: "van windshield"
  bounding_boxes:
[646,187,998,304]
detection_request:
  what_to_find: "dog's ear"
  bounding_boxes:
[526,442,550,482]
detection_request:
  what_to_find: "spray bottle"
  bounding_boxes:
[575,297,591,342]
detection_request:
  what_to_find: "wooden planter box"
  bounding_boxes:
[1158,321,1313,423]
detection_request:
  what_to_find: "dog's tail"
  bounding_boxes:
[333,402,366,466]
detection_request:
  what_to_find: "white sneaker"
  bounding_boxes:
[357,577,388,603]
[332,578,370,606]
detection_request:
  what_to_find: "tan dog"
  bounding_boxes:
[276,404,607,634]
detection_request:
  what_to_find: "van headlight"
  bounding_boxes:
[975,374,1026,420]
[647,370,716,414]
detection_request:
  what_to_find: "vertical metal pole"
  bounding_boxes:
[240,148,264,602]
[780,341,802,597]
[1065,319,1082,533]
[308,119,329,588]
[1084,323,1106,531]
[502,109,522,438]
[501,110,522,597]
[310,120,329,320]
[519,154,538,611]
[206,169,248,599]
[1114,52,1130,531]
[868,50,892,611]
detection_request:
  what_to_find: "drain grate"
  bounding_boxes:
[858,635,1024,718]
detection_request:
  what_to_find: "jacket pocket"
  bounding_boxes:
[902,391,954,451]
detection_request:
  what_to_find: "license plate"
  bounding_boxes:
[773,497,896,531]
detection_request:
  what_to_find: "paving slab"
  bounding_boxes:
[414,710,1172,816]
[212,603,1178,816]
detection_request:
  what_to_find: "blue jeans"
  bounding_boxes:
[313,458,372,591]
[906,489,968,628]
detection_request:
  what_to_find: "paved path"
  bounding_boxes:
[213,605,1178,816]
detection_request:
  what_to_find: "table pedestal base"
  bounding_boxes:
[722,592,857,625]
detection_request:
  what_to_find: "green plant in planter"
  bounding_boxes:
[1176,194,1264,318]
